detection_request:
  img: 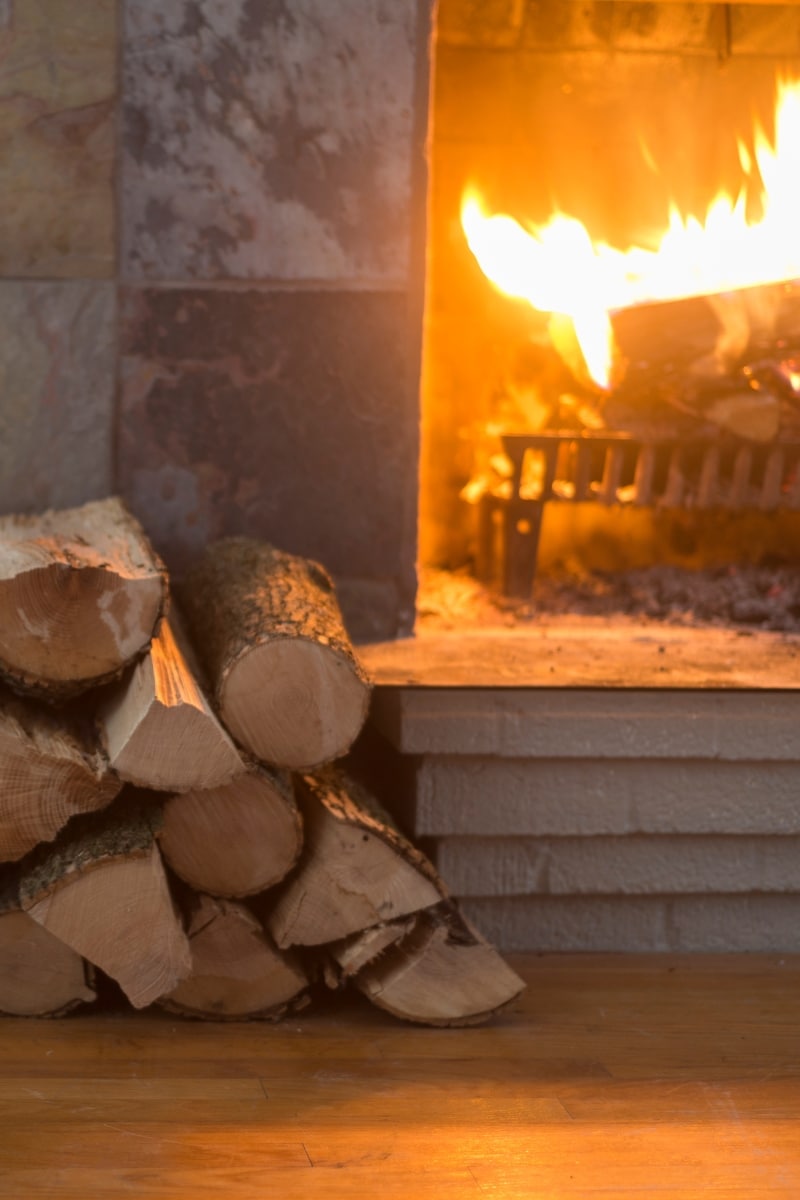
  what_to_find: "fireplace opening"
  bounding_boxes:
[417,1,800,632]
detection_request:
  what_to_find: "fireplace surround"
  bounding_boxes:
[6,1,800,953]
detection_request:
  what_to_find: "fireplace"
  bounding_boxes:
[419,0,800,616]
[6,1,800,954]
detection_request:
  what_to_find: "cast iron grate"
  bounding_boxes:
[477,431,800,597]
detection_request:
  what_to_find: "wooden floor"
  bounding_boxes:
[1,955,799,1199]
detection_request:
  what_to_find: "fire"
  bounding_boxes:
[462,77,800,391]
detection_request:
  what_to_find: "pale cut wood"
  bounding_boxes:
[0,691,121,863]
[324,916,416,989]
[0,872,96,1016]
[355,902,526,1027]
[266,770,444,949]
[179,538,371,770]
[158,765,302,898]
[161,894,310,1020]
[19,796,191,1009]
[0,496,168,698]
[100,615,244,792]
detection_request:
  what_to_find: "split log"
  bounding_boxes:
[179,538,371,770]
[160,893,310,1020]
[323,916,416,989]
[99,615,244,792]
[0,692,120,863]
[0,870,96,1016]
[158,765,302,898]
[354,902,526,1027]
[266,770,444,949]
[19,794,191,1009]
[0,497,168,699]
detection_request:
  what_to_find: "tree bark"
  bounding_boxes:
[0,497,168,699]
[19,793,191,1009]
[158,764,302,899]
[0,869,96,1016]
[99,615,244,792]
[266,769,444,949]
[354,902,526,1027]
[0,690,120,863]
[178,538,371,770]
[160,893,310,1020]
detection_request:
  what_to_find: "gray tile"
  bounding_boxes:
[122,0,417,282]
[0,282,115,513]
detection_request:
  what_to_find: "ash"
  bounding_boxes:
[533,562,800,631]
[419,563,800,633]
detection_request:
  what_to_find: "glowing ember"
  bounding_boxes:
[462,77,800,391]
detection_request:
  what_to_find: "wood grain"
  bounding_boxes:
[0,955,799,1198]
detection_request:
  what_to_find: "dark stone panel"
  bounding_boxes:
[117,286,419,638]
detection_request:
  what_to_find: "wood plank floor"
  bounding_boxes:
[1,955,799,1198]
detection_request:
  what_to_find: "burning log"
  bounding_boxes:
[604,284,800,443]
[160,893,310,1021]
[19,794,191,1009]
[0,692,120,864]
[99,615,244,793]
[0,869,96,1016]
[179,538,372,771]
[266,769,444,949]
[354,902,526,1027]
[0,497,167,700]
[158,765,302,899]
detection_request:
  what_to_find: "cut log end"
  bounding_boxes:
[0,497,167,699]
[0,908,96,1017]
[221,639,370,770]
[159,767,302,899]
[354,904,526,1027]
[161,894,310,1020]
[266,770,444,949]
[0,694,121,864]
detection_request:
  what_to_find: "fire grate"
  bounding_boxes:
[477,430,800,598]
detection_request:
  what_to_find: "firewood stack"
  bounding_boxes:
[0,498,524,1026]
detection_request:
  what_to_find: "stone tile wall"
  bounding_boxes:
[0,0,430,640]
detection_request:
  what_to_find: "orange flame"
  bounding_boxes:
[462,78,800,391]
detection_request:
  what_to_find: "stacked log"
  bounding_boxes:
[0,500,524,1026]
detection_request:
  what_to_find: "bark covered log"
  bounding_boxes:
[0,497,168,700]
[99,614,244,792]
[19,793,191,1009]
[0,691,120,864]
[158,764,301,899]
[0,868,96,1016]
[354,902,526,1027]
[178,538,371,770]
[160,893,310,1020]
[265,769,444,949]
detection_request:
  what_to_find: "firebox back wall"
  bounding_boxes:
[421,0,800,572]
[0,0,429,641]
